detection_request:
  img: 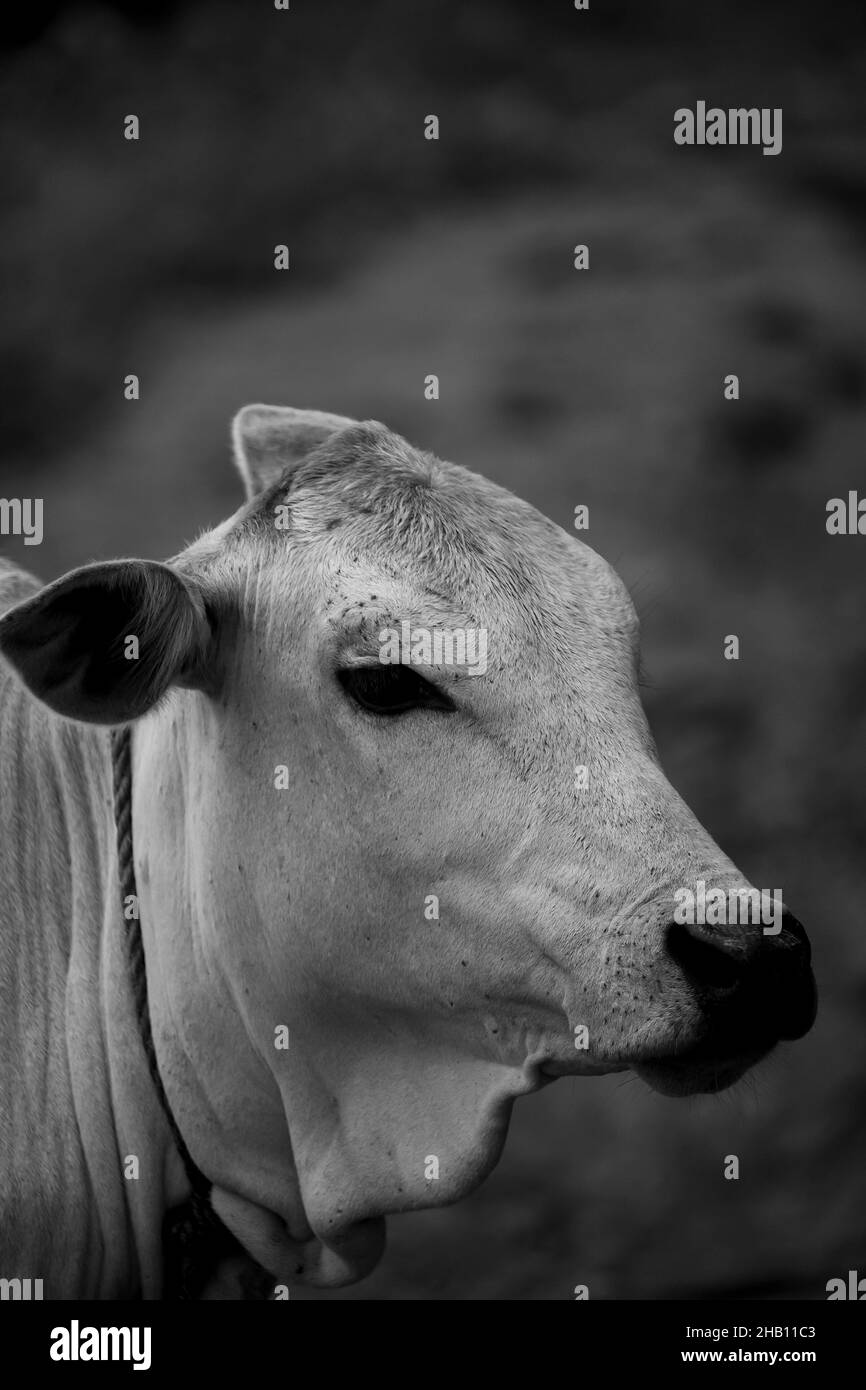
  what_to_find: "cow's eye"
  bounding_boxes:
[338,665,456,716]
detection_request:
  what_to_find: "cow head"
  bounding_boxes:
[0,407,816,1287]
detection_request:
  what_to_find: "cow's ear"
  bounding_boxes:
[0,560,214,724]
[232,403,357,499]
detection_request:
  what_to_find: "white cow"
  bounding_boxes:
[0,407,816,1298]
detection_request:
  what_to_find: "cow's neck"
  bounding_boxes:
[0,669,185,1297]
[131,693,391,1289]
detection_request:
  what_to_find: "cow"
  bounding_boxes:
[0,406,816,1299]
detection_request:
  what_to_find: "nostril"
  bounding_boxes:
[666,921,742,992]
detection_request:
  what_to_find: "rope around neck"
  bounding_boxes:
[110,724,245,1299]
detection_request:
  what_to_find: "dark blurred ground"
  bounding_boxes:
[2,0,865,1298]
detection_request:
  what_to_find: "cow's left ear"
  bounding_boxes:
[232,403,357,499]
[0,560,214,724]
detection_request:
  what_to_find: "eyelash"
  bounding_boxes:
[337,665,457,717]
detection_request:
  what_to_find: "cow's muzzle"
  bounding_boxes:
[635,908,816,1095]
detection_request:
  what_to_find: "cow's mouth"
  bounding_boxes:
[538,1046,765,1096]
[634,1046,770,1097]
[540,1016,805,1097]
[632,1007,809,1095]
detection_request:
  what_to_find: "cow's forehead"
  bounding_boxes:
[233,422,639,654]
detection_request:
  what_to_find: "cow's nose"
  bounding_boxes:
[666,908,816,1041]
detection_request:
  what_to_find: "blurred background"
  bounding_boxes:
[2,0,865,1298]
